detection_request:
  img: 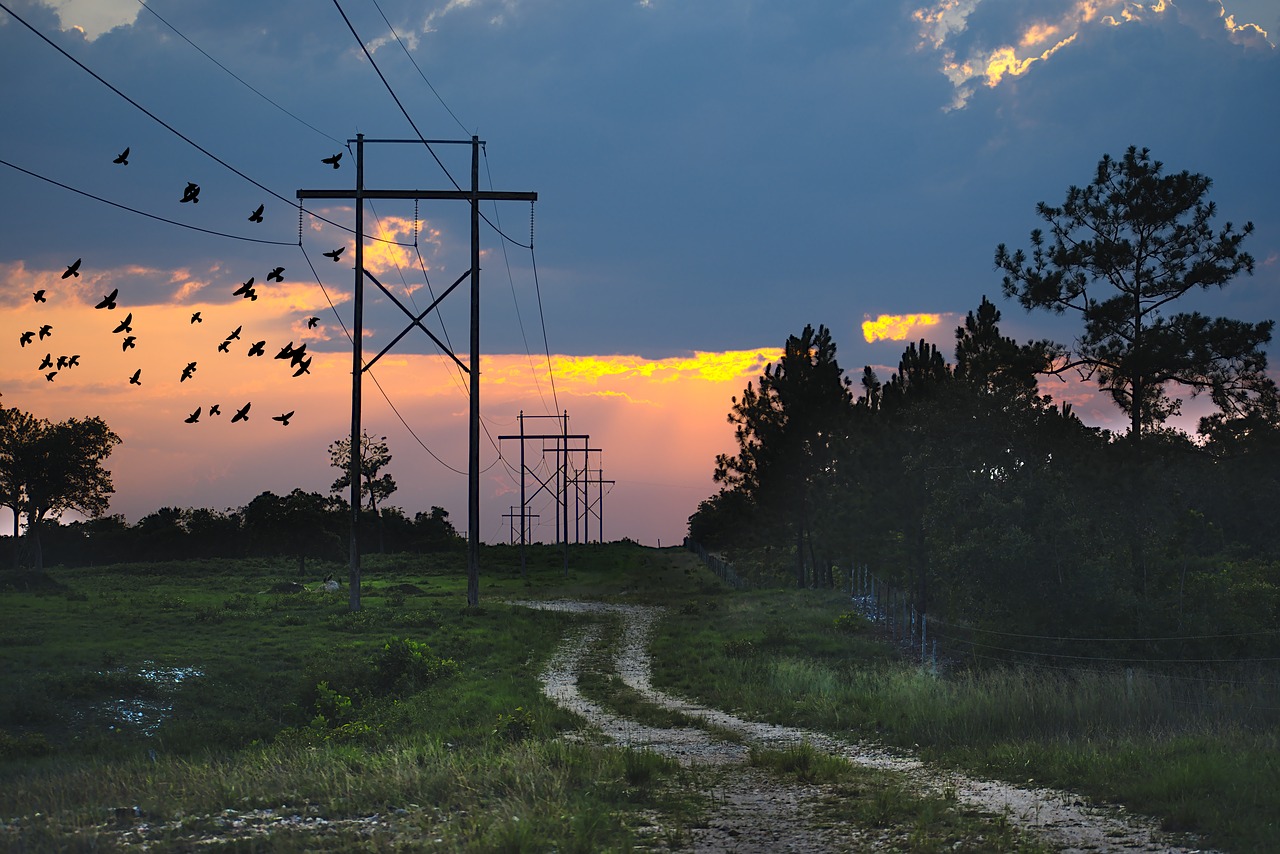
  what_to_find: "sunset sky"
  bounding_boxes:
[2,0,1278,546]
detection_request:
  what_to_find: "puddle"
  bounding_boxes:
[97,662,204,736]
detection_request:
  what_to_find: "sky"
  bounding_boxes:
[2,0,1278,547]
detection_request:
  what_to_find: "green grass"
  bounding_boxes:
[646,576,1280,853]
[3,542,1277,851]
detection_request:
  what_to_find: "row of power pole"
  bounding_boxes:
[499,410,613,574]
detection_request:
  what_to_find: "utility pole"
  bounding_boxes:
[299,134,536,608]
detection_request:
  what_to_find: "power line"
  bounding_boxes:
[0,156,295,246]
[367,0,470,136]
[135,0,342,144]
[0,0,410,247]
[530,243,561,413]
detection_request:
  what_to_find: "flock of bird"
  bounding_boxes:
[14,148,351,426]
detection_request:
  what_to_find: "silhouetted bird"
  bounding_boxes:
[273,411,294,426]
[19,331,33,347]
[191,311,202,324]
[180,182,201,203]
[232,402,251,423]
[275,342,295,360]
[180,361,197,382]
[292,356,312,377]
[185,407,201,424]
[67,355,80,367]
[112,312,133,334]
[226,325,242,341]
[56,355,68,369]
[323,247,344,261]
[129,368,141,385]
[289,344,308,367]
[62,258,81,279]
[45,371,57,382]
[32,290,45,303]
[267,267,284,282]
[113,147,129,165]
[248,204,264,223]
[232,277,255,298]
[95,288,119,310]
[218,340,230,353]
[39,353,53,370]
[122,336,136,351]
[247,340,266,357]
[209,404,221,416]
[306,316,319,329]
[39,324,53,340]
[321,152,342,169]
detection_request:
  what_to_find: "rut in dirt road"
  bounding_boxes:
[516,598,1217,854]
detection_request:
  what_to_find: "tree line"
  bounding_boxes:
[690,148,1280,655]
[0,404,461,573]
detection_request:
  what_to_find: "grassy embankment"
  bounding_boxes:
[2,543,1275,851]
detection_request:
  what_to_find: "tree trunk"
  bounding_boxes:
[794,519,806,589]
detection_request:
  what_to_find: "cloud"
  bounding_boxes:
[861,313,944,343]
[912,0,1274,108]
[37,0,139,41]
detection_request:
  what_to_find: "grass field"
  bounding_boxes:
[1,542,1276,851]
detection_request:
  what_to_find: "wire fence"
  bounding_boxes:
[683,538,748,590]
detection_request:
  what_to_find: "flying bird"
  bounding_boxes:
[218,340,230,353]
[209,404,221,416]
[226,325,242,341]
[56,355,68,369]
[247,340,265,357]
[19,331,33,347]
[95,288,118,310]
[67,355,80,367]
[232,277,255,298]
[180,361,197,382]
[62,258,81,279]
[267,266,284,282]
[39,353,53,370]
[112,312,133,334]
[122,335,136,351]
[190,311,202,324]
[129,368,141,385]
[231,402,251,423]
[273,411,295,426]
[39,324,53,340]
[184,407,201,424]
[45,371,57,382]
[32,290,45,303]
[180,182,201,203]
[321,152,342,169]
[244,288,258,301]
[248,204,264,223]
[289,343,309,367]
[323,246,344,261]
[306,316,319,329]
[113,146,130,165]
[292,356,312,377]
[274,342,295,360]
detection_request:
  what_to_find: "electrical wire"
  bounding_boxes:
[0,0,410,247]
[0,156,295,246]
[367,0,470,137]
[135,0,342,144]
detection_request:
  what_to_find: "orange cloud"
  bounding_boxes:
[861,313,942,343]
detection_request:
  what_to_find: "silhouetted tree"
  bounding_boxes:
[328,431,398,554]
[0,404,40,567]
[1,410,120,572]
[714,324,853,587]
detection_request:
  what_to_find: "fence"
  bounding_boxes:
[683,538,749,590]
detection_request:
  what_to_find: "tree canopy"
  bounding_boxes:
[995,145,1276,445]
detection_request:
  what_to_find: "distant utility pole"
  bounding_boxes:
[502,506,539,544]
[571,462,614,543]
[499,410,598,575]
[299,134,536,609]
